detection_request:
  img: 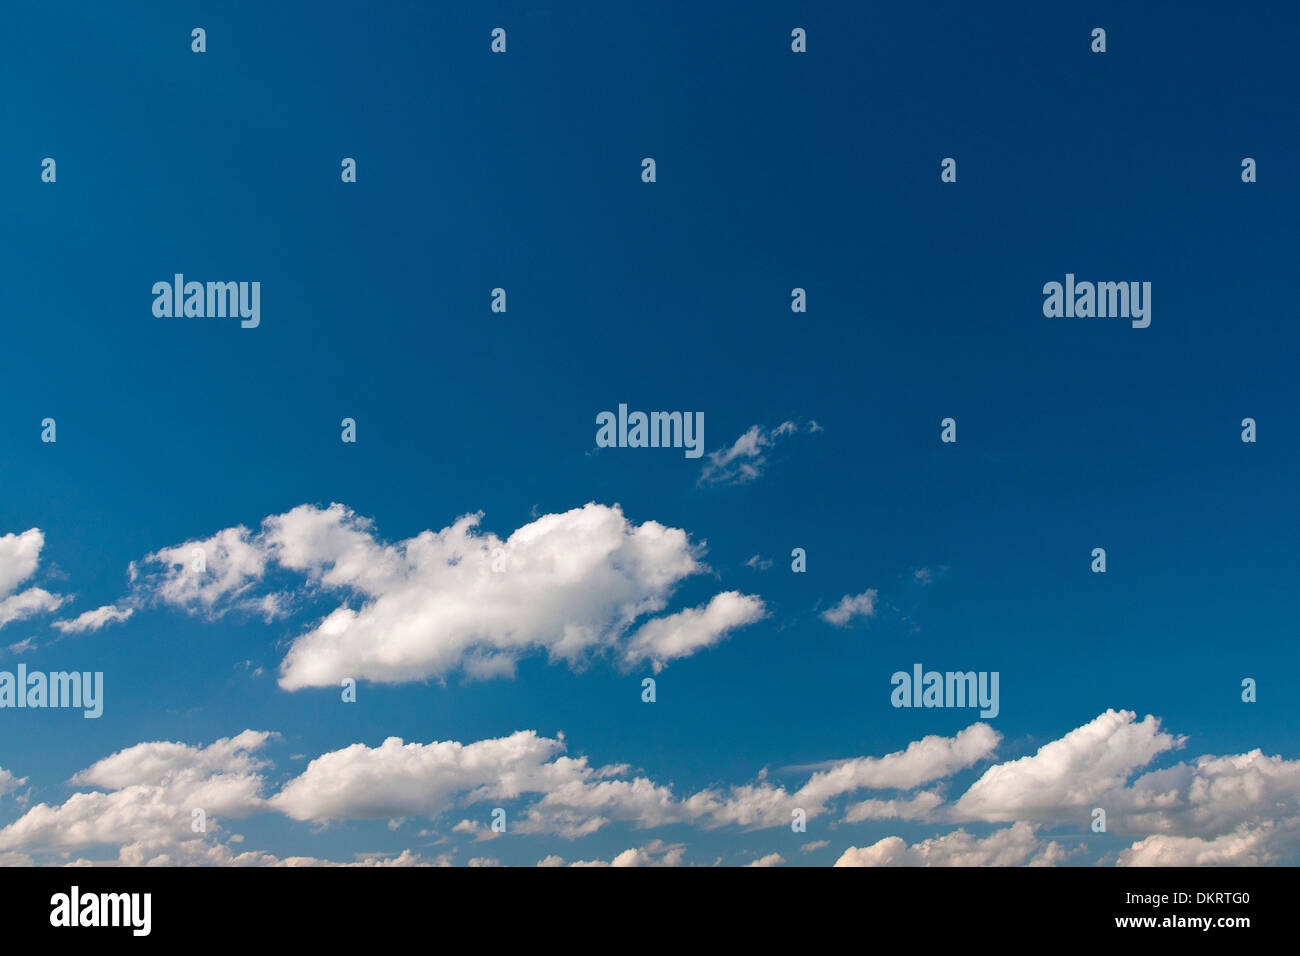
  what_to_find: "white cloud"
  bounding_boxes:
[0,587,65,628]
[0,529,46,595]
[835,822,1064,867]
[950,710,1185,823]
[273,731,584,822]
[745,852,784,867]
[274,503,715,688]
[622,591,766,673]
[1117,824,1284,866]
[132,526,266,616]
[0,732,274,858]
[698,421,816,486]
[52,603,134,634]
[820,590,878,627]
[127,502,761,689]
[273,724,999,840]
[690,723,1000,829]
[5,711,1296,866]
[942,711,1300,861]
[0,732,444,868]
[843,790,944,823]
[1117,748,1300,841]
[516,775,695,837]
[0,769,27,798]
[0,529,65,628]
[550,841,686,867]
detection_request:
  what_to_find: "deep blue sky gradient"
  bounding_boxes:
[0,0,1296,864]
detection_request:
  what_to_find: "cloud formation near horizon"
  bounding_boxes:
[2,709,1293,867]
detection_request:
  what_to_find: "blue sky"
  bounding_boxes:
[0,0,1296,867]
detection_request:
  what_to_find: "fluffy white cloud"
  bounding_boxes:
[0,587,65,628]
[820,590,878,627]
[5,712,1297,867]
[796,724,999,803]
[516,774,695,837]
[110,841,431,868]
[835,822,1065,867]
[274,731,589,822]
[951,710,1184,823]
[0,529,46,595]
[0,732,445,867]
[622,591,766,672]
[275,503,723,688]
[684,723,1000,829]
[275,729,702,839]
[272,723,999,840]
[132,525,266,616]
[943,711,1300,861]
[542,840,686,867]
[0,529,65,628]
[1117,824,1284,866]
[0,732,273,857]
[745,852,784,867]
[127,502,761,688]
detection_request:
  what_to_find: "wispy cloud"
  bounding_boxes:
[698,420,820,486]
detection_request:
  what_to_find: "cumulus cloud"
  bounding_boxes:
[131,526,266,616]
[950,710,1185,823]
[0,529,65,628]
[5,712,1297,867]
[0,732,446,867]
[1117,824,1285,866]
[0,529,49,596]
[272,724,999,840]
[121,502,762,689]
[0,731,274,861]
[273,731,582,822]
[622,591,767,673]
[835,822,1065,867]
[820,590,878,627]
[1116,748,1300,842]
[542,840,686,867]
[682,723,1000,830]
[940,710,1300,863]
